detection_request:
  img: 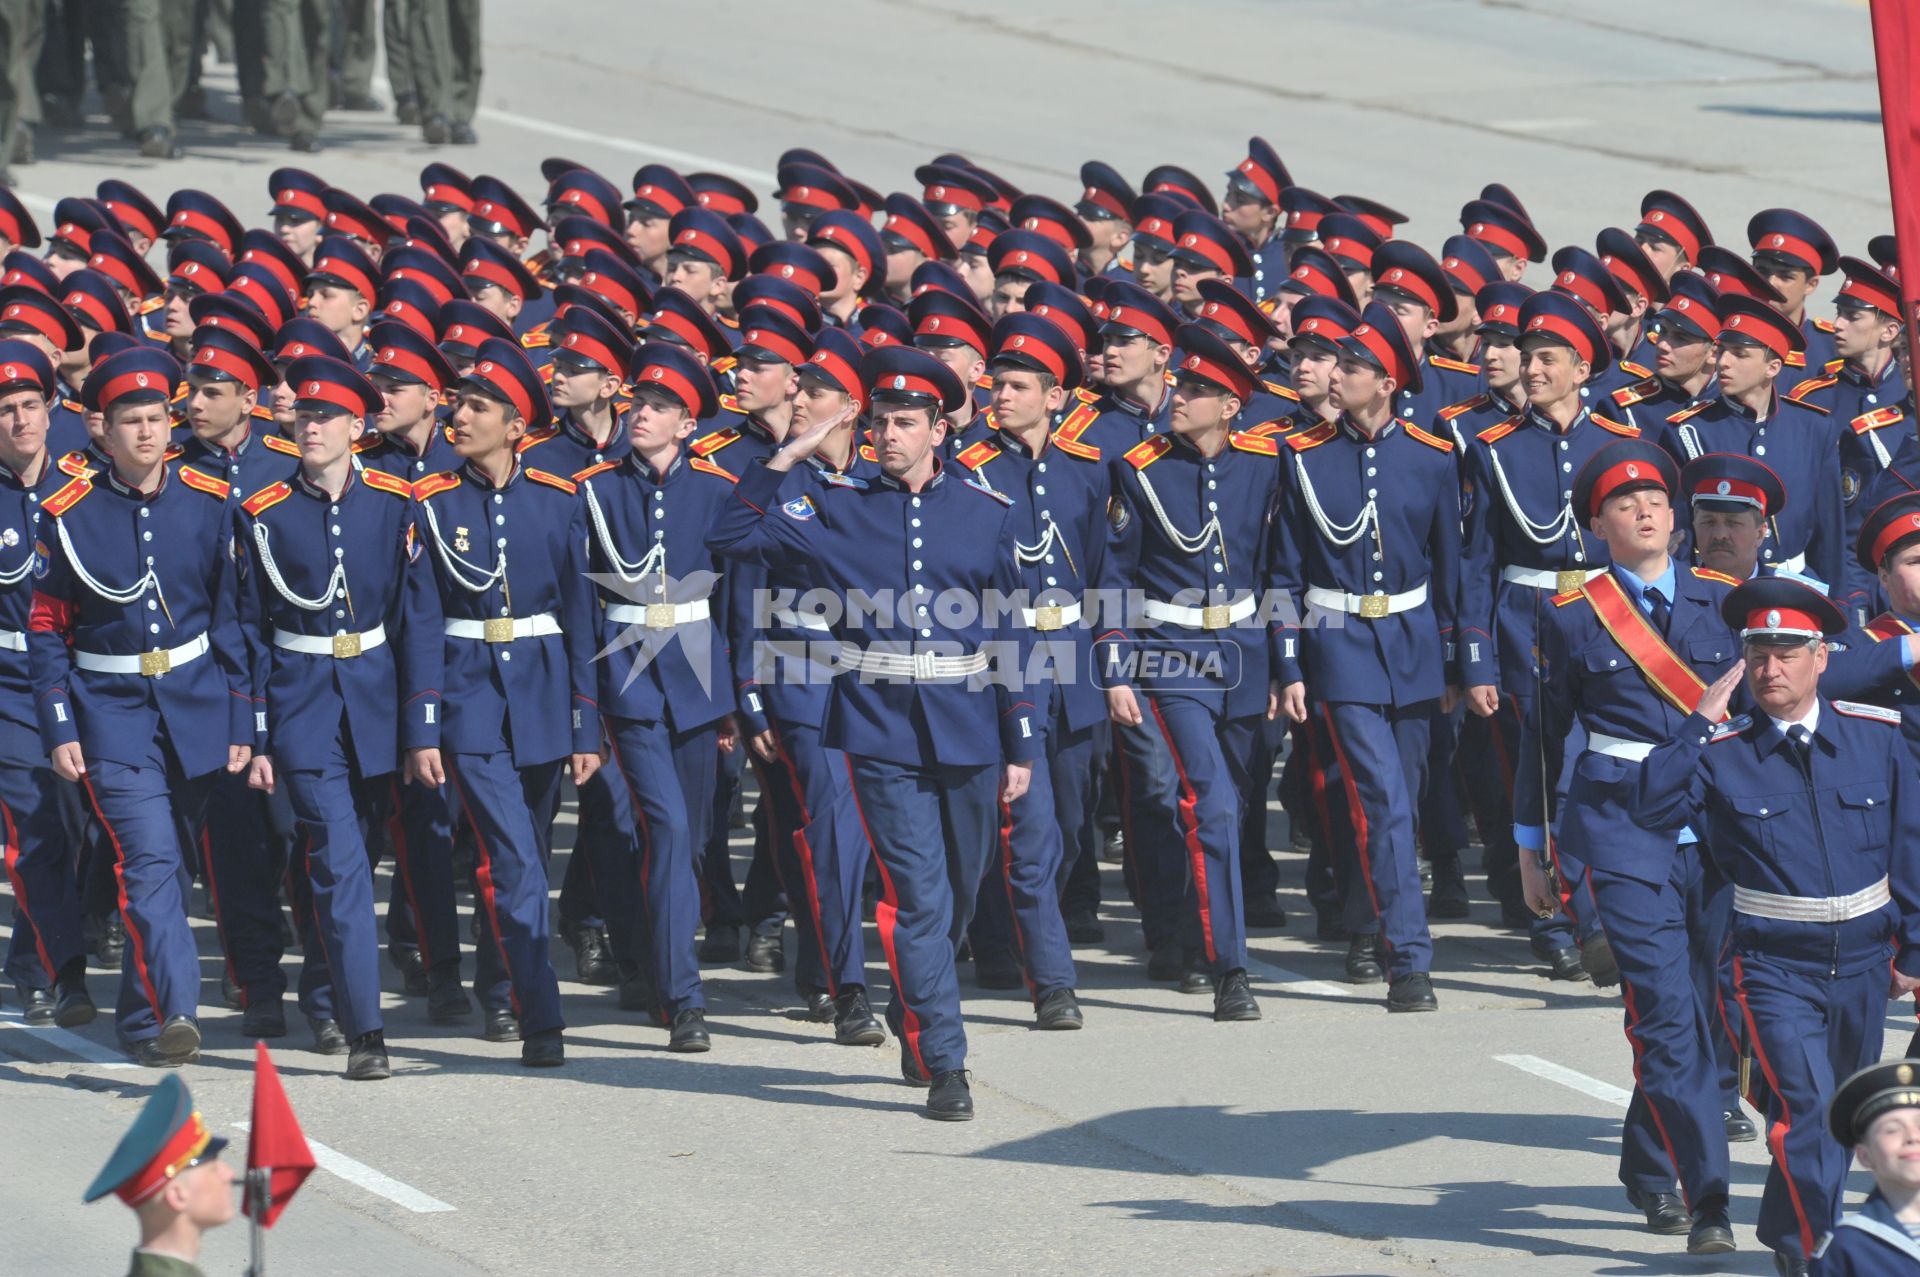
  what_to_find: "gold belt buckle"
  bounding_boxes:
[1357,594,1390,620]
[138,649,170,677]
[645,602,677,629]
[1201,603,1232,630]
[483,617,516,643]
[332,631,362,659]
[1033,605,1063,631]
[1556,569,1589,594]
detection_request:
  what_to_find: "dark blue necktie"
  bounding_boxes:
[1644,586,1672,636]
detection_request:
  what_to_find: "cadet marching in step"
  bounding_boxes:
[0,139,1914,1267]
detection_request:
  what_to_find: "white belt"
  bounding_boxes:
[444,613,561,643]
[1734,876,1890,924]
[0,628,23,652]
[839,647,990,680]
[1586,732,1655,761]
[1021,601,1083,632]
[1305,582,1428,620]
[1141,596,1255,630]
[606,600,710,629]
[1768,552,1807,573]
[771,607,832,633]
[273,623,387,658]
[74,632,210,677]
[1502,565,1603,592]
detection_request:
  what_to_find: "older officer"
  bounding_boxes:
[403,336,602,1068]
[1517,439,1741,1256]
[238,356,424,1082]
[707,341,1040,1122]
[1637,578,1920,1276]
[28,347,253,1066]
[1272,303,1462,1013]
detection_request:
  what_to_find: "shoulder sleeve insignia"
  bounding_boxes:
[179,466,230,499]
[261,433,300,456]
[1429,354,1480,374]
[1124,435,1173,469]
[1439,393,1490,421]
[42,474,92,516]
[412,471,461,501]
[242,480,293,516]
[1591,413,1640,437]
[955,441,1000,470]
[360,469,412,498]
[1476,415,1521,445]
[574,460,619,482]
[1690,566,1741,585]
[1403,422,1453,452]
[1229,431,1280,456]
[963,475,1013,505]
[525,467,577,494]
[1833,700,1901,724]
[1667,402,1708,424]
[1285,420,1338,452]
[1854,405,1905,434]
[690,427,740,457]
[1612,376,1660,407]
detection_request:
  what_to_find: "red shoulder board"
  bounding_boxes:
[1786,375,1837,403]
[1854,405,1905,434]
[1814,317,1837,333]
[1285,420,1338,452]
[1429,354,1480,374]
[717,393,740,414]
[413,472,461,500]
[514,425,557,453]
[1246,416,1294,439]
[360,469,412,498]
[1439,393,1489,421]
[350,433,381,453]
[973,374,993,390]
[1824,357,1846,374]
[1056,402,1098,443]
[140,296,164,316]
[859,443,879,463]
[1784,350,1806,368]
[1591,413,1639,437]
[1612,377,1660,407]
[1690,566,1740,586]
[689,456,738,483]
[1230,431,1279,456]
[1257,296,1279,315]
[242,480,293,516]
[525,468,577,494]
[1477,415,1521,445]
[1618,359,1652,378]
[56,450,94,478]
[1074,386,1099,404]
[574,459,618,482]
[955,440,1000,470]
[261,433,300,456]
[521,326,551,348]
[690,428,739,457]
[41,474,92,516]
[250,404,275,420]
[179,466,230,499]
[711,356,737,376]
[1667,402,1708,424]
[1051,429,1101,461]
[163,442,184,461]
[1404,422,1453,452]
[1124,435,1172,469]
[1261,380,1300,401]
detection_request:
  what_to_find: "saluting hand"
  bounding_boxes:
[769,405,854,473]
[1696,660,1746,724]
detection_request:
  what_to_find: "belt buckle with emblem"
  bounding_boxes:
[332,631,362,659]
[1201,603,1232,629]
[1556,569,1588,594]
[139,649,171,677]
[1358,594,1390,620]
[1033,604,1064,631]
[483,617,515,643]
[645,603,676,629]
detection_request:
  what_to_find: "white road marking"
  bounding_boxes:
[1494,1053,1632,1107]
[1246,956,1364,1000]
[0,1009,135,1069]
[234,1121,456,1213]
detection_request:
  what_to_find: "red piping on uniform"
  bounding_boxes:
[385,779,432,970]
[844,755,926,1078]
[1,798,56,981]
[997,796,1036,999]
[448,763,521,1018]
[83,775,163,1027]
[771,739,836,996]
[1733,954,1815,1257]
[1149,696,1216,965]
[1322,710,1386,957]
[197,825,244,1008]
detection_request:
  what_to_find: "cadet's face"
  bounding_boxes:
[988,275,1029,321]
[815,245,864,304]
[627,214,671,264]
[1636,233,1682,280]
[185,375,253,441]
[1759,263,1817,315]
[919,343,985,394]
[626,389,696,454]
[1879,543,1920,616]
[1478,335,1521,391]
[1856,1109,1920,1191]
[104,400,172,469]
[371,374,434,432]
[175,1157,238,1229]
[450,391,521,458]
[44,249,83,282]
[1170,261,1222,308]
[884,248,924,292]
[1691,507,1766,579]
[1264,291,1296,340]
[1589,488,1673,559]
[547,361,617,410]
[1655,325,1712,381]
[936,211,974,252]
[731,356,796,415]
[274,214,321,261]
[292,405,361,468]
[1713,341,1780,399]
[988,367,1062,434]
[1833,303,1898,361]
[161,288,199,337]
[1519,342,1590,408]
[1168,376,1236,436]
[869,404,943,479]
[664,256,725,307]
[0,386,48,464]
[1099,331,1162,387]
[957,253,994,304]
[469,283,520,325]
[435,209,470,251]
[1132,242,1174,299]
[1382,296,1438,346]
[1220,190,1274,243]
[270,370,298,426]
[1743,638,1825,717]
[1291,346,1337,401]
[306,283,368,335]
[790,383,852,435]
[1327,356,1386,413]
[1435,294,1476,343]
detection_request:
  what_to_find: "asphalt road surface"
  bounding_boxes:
[1,2,1909,1274]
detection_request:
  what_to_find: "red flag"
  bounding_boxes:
[245,1040,315,1227]
[1871,0,1920,375]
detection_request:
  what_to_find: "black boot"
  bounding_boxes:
[345,1031,391,1081]
[833,987,884,1045]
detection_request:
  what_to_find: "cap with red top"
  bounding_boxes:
[96,181,162,246]
[1857,491,1920,571]
[1076,161,1137,222]
[88,231,164,301]
[1278,246,1360,307]
[1171,324,1256,402]
[1339,300,1423,393]
[567,250,651,322]
[1290,296,1361,353]
[627,341,720,419]
[1720,576,1846,643]
[552,302,635,375]
[1518,290,1612,376]
[268,167,329,223]
[732,274,821,334]
[689,172,758,217]
[272,317,353,365]
[167,240,231,296]
[908,286,992,355]
[1459,197,1546,264]
[81,346,181,413]
[1748,208,1839,277]
[1637,190,1713,265]
[1194,277,1279,348]
[419,163,476,215]
[374,278,441,339]
[1717,294,1806,359]
[458,236,541,304]
[467,175,545,239]
[1548,245,1628,319]
[1371,240,1458,323]
[1279,187,1340,245]
[989,312,1082,392]
[0,338,54,397]
[381,244,466,306]
[808,210,887,291]
[1332,194,1408,239]
[369,320,456,391]
[1099,280,1180,347]
[1127,194,1185,252]
[1318,213,1383,273]
[858,305,912,349]
[778,162,862,218]
[436,301,515,359]
[0,249,57,296]
[162,190,243,256]
[189,294,275,349]
[311,236,381,301]
[631,286,720,361]
[1835,256,1901,320]
[460,336,551,427]
[543,167,623,229]
[987,230,1075,286]
[748,241,836,298]
[863,343,964,413]
[1572,438,1678,517]
[1472,282,1534,336]
[1167,210,1253,277]
[1227,136,1291,207]
[1022,281,1096,356]
[1698,245,1786,305]
[881,194,952,263]
[323,188,392,250]
[797,327,867,411]
[47,197,105,260]
[188,327,275,391]
[1143,164,1218,217]
[236,230,307,298]
[286,354,382,417]
[735,307,813,367]
[667,207,747,281]
[1440,234,1502,298]
[914,164,995,218]
[1657,272,1723,342]
[1596,227,1669,304]
[56,271,128,339]
[1007,194,1092,252]
[0,188,39,250]
[1681,452,1786,517]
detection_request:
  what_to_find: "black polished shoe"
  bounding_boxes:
[153,1014,200,1065]
[241,999,287,1039]
[616,962,657,1014]
[1624,1187,1691,1235]
[1386,971,1439,1012]
[421,114,451,145]
[900,1040,930,1087]
[698,925,741,964]
[1725,1108,1759,1143]
[1213,969,1262,1022]
[54,974,96,1028]
[1178,960,1213,994]
[345,1031,391,1081]
[1544,946,1591,982]
[1773,1253,1809,1277]
[803,990,836,1023]
[482,1008,520,1042]
[1426,856,1470,919]
[450,122,478,145]
[1687,1204,1736,1254]
[520,1028,564,1068]
[834,987,886,1044]
[1581,931,1621,988]
[426,967,472,1022]
[1063,907,1105,945]
[668,1008,711,1053]
[388,945,429,997]
[1315,905,1350,942]
[972,947,1025,990]
[744,926,785,973]
[1244,893,1288,929]
[18,985,55,1025]
[1345,934,1385,984]
[137,126,181,159]
[307,1015,348,1055]
[1034,988,1085,1030]
[926,1069,974,1121]
[1146,941,1185,982]
[561,921,617,986]
[95,914,125,970]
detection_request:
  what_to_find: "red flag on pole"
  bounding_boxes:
[1870,0,1920,378]
[244,1040,315,1227]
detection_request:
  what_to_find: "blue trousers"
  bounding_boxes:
[701,743,784,933]
[1238,716,1284,900]
[1111,715,1184,950]
[2,750,84,989]
[283,740,386,1039]
[846,755,998,1076]
[1058,722,1109,917]
[1319,700,1433,977]
[1418,702,1470,861]
[606,717,720,1018]
[1732,953,1884,1262]
[1492,691,1593,952]
[444,752,565,1035]
[1144,694,1254,978]
[200,770,293,1008]
[1588,857,1730,1213]
[974,718,1089,1001]
[83,754,213,1043]
[376,776,461,973]
[752,719,868,997]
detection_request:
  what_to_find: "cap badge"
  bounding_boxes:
[1729,315,1744,328]
[1558,272,1576,287]
[1625,463,1640,478]
[891,375,906,390]
[378,348,396,362]
[134,373,149,388]
[1769,234,1786,249]
[1766,609,1781,627]
[1716,480,1731,495]
[478,361,494,375]
[1900,1064,1916,1085]
[1203,303,1217,316]
[1385,269,1404,283]
[563,334,579,347]
[1012,335,1026,349]
[1185,355,1200,370]
[779,265,795,279]
[1354,324,1372,338]
[794,187,811,200]
[1469,223,1485,235]
[649,368,665,380]
[1180,234,1198,248]
[304,381,320,395]
[1022,217,1040,230]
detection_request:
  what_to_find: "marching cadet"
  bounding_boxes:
[420,162,475,252]
[707,331,1041,1123]
[1271,303,1461,1012]
[304,237,378,371]
[1748,209,1840,374]
[1816,257,1909,618]
[1822,493,1920,766]
[664,208,747,319]
[83,1074,236,1277]
[403,336,603,1068]
[1081,281,1179,455]
[953,316,1101,1028]
[624,164,694,284]
[879,193,953,307]
[238,356,428,1082]
[1815,1060,1920,1274]
[28,348,255,1066]
[1663,295,1843,587]
[1370,240,1482,427]
[0,340,93,1026]
[1613,272,1723,429]
[1127,194,1185,306]
[1634,190,1714,282]
[1073,161,1136,280]
[1221,137,1290,302]
[267,166,328,267]
[1516,440,1741,1256]
[1590,228,1667,399]
[1460,196,1544,284]
[807,210,886,334]
[907,285,992,447]
[1635,578,1920,1275]
[459,235,543,337]
[1165,211,1252,317]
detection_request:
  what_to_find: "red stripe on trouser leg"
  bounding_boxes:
[448,765,521,1018]
[1486,702,1515,802]
[1147,697,1215,965]
[82,775,163,1027]
[2,799,57,982]
[1303,716,1336,854]
[1321,711,1383,947]
[385,779,433,969]
[997,797,1036,999]
[1618,978,1690,1207]
[844,755,927,1078]
[771,739,835,995]
[196,825,245,1007]
[1732,954,1815,1257]
[604,732,668,1024]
